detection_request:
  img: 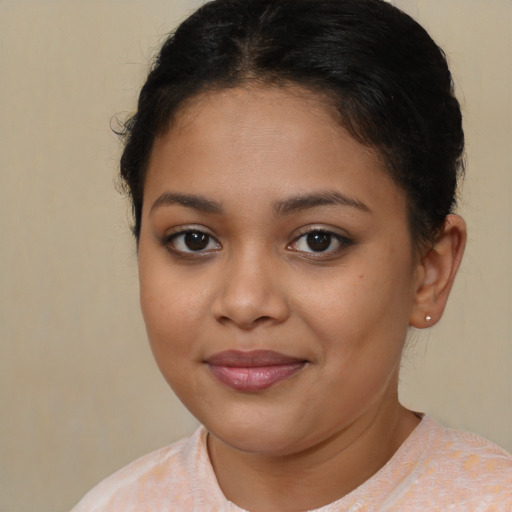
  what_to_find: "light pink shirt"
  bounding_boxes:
[72,416,512,511]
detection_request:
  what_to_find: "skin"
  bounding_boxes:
[137,86,466,511]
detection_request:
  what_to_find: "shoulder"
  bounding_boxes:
[70,427,209,512]
[423,415,512,473]
[406,416,512,509]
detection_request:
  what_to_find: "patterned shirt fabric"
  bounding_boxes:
[72,415,512,511]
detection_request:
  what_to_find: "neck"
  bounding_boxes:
[207,399,420,512]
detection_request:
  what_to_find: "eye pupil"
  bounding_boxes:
[307,232,331,252]
[185,232,209,251]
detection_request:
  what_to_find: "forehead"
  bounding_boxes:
[145,86,405,219]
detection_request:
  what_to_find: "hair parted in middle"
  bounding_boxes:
[120,0,464,248]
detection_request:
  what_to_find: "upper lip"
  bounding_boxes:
[205,349,306,367]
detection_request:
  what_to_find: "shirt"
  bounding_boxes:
[72,415,512,511]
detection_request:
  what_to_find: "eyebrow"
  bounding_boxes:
[149,190,370,216]
[150,192,223,214]
[274,191,370,216]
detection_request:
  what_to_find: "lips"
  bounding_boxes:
[205,350,307,392]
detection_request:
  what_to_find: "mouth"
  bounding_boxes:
[205,350,307,392]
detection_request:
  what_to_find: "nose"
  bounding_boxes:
[212,251,290,330]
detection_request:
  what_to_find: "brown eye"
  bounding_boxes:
[166,230,220,253]
[289,229,353,255]
[184,232,210,251]
[306,232,332,252]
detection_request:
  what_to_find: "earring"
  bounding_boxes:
[425,315,432,322]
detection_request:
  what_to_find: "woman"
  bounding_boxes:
[73,0,511,510]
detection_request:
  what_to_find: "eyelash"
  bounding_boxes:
[288,228,353,258]
[161,226,353,259]
[162,227,221,256]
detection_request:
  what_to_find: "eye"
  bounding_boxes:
[165,229,220,253]
[289,229,352,254]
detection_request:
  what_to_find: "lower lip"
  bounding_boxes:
[208,363,306,392]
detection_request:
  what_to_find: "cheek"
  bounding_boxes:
[138,254,209,361]
[138,275,207,402]
[293,251,415,354]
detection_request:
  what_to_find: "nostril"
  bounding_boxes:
[217,314,275,330]
[252,315,275,326]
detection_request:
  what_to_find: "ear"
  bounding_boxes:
[409,214,467,328]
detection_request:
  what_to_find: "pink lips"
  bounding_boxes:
[206,350,306,392]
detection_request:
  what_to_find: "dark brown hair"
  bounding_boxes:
[120,0,464,246]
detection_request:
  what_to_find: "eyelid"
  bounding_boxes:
[158,224,352,258]
[291,224,352,241]
[161,225,221,254]
[287,225,354,255]
[163,224,215,238]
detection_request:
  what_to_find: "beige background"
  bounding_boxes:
[0,1,510,511]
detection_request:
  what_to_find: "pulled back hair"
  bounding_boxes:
[120,0,464,246]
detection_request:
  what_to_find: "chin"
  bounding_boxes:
[201,404,319,457]
[211,425,301,456]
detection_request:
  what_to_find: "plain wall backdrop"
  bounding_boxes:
[0,1,510,511]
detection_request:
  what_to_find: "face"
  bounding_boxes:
[138,86,421,456]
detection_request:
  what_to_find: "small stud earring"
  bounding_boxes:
[425,315,432,322]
